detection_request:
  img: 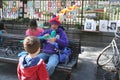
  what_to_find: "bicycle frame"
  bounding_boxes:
[107,36,120,67]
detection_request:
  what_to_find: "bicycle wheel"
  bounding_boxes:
[97,45,114,67]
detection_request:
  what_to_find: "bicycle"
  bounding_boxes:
[97,31,120,67]
[96,31,120,80]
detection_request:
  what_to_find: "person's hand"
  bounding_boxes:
[48,38,56,42]
[44,34,50,37]
[43,34,50,39]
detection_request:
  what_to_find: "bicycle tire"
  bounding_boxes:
[97,45,114,67]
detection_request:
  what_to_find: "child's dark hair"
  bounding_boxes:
[23,36,40,54]
[29,19,37,30]
[0,22,5,30]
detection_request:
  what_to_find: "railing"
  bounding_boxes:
[1,0,120,30]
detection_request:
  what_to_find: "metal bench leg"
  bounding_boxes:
[66,72,72,80]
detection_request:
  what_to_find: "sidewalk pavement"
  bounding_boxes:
[71,46,103,80]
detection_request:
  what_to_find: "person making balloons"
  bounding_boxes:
[38,16,68,76]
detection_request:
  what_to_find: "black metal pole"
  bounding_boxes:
[23,1,24,18]
[1,0,3,19]
[81,0,84,29]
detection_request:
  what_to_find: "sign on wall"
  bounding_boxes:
[108,20,118,32]
[27,1,33,8]
[110,0,120,2]
[99,20,108,32]
[35,1,40,8]
[84,20,96,31]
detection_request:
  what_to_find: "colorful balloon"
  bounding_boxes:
[57,4,79,19]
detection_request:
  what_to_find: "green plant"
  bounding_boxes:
[95,12,109,21]
[74,23,81,29]
[42,12,53,17]
[77,15,81,18]
[3,18,30,24]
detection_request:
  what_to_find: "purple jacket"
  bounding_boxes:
[40,28,68,54]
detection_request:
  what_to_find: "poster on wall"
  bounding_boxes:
[110,0,120,2]
[9,1,13,8]
[27,1,33,8]
[77,1,81,7]
[71,1,75,6]
[108,20,118,32]
[48,1,52,7]
[57,1,61,8]
[61,1,65,7]
[99,20,108,32]
[12,1,16,7]
[84,20,96,31]
[20,1,23,7]
[35,1,40,8]
[116,20,120,32]
[66,1,71,7]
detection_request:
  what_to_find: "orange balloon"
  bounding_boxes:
[57,4,78,19]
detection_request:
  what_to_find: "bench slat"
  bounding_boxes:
[0,57,18,64]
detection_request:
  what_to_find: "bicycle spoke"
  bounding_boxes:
[113,50,120,67]
[97,46,114,66]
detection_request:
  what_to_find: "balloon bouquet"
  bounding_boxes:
[57,3,78,20]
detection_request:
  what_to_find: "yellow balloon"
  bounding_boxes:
[57,4,78,19]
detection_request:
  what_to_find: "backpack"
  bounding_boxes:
[58,47,71,64]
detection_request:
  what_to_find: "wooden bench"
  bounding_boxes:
[54,39,81,80]
[0,34,81,80]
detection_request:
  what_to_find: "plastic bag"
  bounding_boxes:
[59,47,71,64]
